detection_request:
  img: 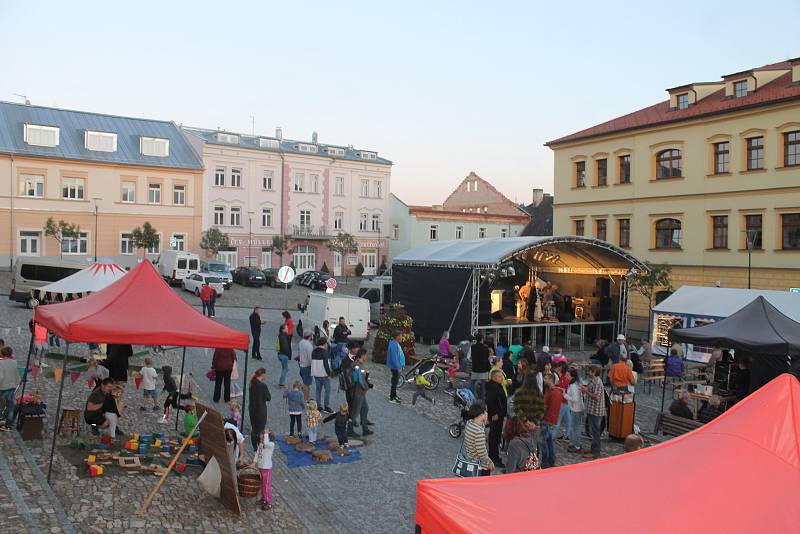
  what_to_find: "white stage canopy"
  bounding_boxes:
[653,286,800,322]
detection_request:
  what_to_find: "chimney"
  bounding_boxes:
[532,188,544,207]
[312,131,318,144]
[275,127,283,140]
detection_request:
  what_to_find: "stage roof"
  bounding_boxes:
[653,285,800,322]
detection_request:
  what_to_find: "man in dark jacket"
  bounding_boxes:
[249,307,266,360]
[338,342,359,436]
[105,344,132,384]
[470,334,490,400]
[212,347,237,403]
[486,369,508,467]
[332,317,351,365]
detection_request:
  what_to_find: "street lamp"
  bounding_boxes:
[745,229,761,289]
[248,212,255,267]
[92,197,101,261]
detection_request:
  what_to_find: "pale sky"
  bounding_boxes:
[2,1,798,205]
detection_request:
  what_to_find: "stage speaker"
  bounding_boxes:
[596,277,611,299]
[597,297,612,321]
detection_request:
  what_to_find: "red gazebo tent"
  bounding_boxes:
[416,373,800,534]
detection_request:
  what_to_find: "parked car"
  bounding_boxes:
[297,271,321,287]
[182,273,226,297]
[308,272,333,290]
[232,267,266,287]
[263,268,294,288]
[200,260,234,289]
[154,251,200,285]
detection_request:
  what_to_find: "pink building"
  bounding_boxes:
[184,127,391,275]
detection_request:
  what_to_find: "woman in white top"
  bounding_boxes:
[535,360,559,394]
[563,368,585,453]
[251,428,276,510]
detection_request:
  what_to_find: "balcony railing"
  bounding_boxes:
[288,224,331,239]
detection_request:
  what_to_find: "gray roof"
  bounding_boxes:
[183,126,392,165]
[653,285,800,322]
[0,101,204,170]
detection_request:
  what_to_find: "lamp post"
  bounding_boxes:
[745,229,760,290]
[92,197,101,261]
[248,212,254,267]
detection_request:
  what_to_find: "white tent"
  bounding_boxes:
[35,260,128,300]
[653,286,800,322]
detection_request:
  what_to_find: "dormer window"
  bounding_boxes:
[140,136,169,157]
[85,130,117,152]
[359,151,377,160]
[734,80,748,98]
[259,138,279,149]
[677,93,689,110]
[327,147,345,156]
[24,124,59,147]
[297,143,318,153]
[216,132,239,144]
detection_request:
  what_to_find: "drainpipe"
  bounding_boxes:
[279,153,285,237]
[9,155,14,270]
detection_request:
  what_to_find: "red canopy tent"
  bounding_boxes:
[416,373,800,534]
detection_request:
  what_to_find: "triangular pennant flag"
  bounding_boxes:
[53,367,63,384]
[134,376,142,390]
[70,371,81,384]
[87,378,95,390]
[31,366,40,379]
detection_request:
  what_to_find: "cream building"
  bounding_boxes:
[547,59,800,333]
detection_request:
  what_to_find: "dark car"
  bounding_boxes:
[232,267,266,287]
[308,272,333,290]
[262,268,294,288]
[297,270,321,287]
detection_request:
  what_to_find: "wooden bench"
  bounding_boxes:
[658,413,703,437]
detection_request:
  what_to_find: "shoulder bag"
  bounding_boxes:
[452,437,482,477]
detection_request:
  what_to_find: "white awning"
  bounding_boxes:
[36,261,128,298]
[652,286,800,322]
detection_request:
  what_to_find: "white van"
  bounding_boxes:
[200,259,234,289]
[154,251,200,284]
[297,292,371,342]
[10,257,86,308]
[357,275,392,324]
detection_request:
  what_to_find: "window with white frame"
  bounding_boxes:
[359,151,377,160]
[231,168,242,187]
[429,225,439,240]
[148,183,161,204]
[146,235,160,254]
[19,174,44,197]
[297,144,317,153]
[501,228,508,238]
[262,170,273,190]
[335,176,344,195]
[259,138,279,149]
[61,232,88,255]
[121,181,135,203]
[62,177,85,200]
[327,147,345,156]
[391,224,399,240]
[262,208,273,227]
[334,211,343,230]
[230,206,241,226]
[24,124,59,147]
[213,206,225,225]
[214,167,225,186]
[140,136,169,157]
[310,174,319,193]
[171,234,186,251]
[373,180,382,198]
[299,210,311,228]
[371,214,381,232]
[359,213,368,231]
[120,233,135,255]
[217,132,239,144]
[173,184,185,205]
[479,227,487,238]
[360,179,369,197]
[292,245,316,271]
[19,231,41,256]
[85,130,117,152]
[294,173,304,192]
[455,226,463,239]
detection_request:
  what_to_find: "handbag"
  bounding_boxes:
[452,438,482,477]
[206,369,216,381]
[521,439,540,471]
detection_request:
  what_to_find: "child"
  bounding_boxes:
[305,400,321,443]
[228,400,242,428]
[284,380,304,437]
[445,352,459,391]
[251,428,276,511]
[323,404,349,448]
[183,403,198,437]
[411,369,435,406]
[139,357,159,412]
[159,365,191,424]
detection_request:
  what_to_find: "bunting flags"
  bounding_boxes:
[70,371,81,385]
[87,378,95,390]
[53,367,63,384]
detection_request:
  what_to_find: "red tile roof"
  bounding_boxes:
[547,68,800,146]
[407,204,529,223]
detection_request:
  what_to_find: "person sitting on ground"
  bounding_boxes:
[504,416,538,473]
[84,378,114,435]
[608,353,637,391]
[669,390,694,419]
[623,434,644,453]
[665,347,684,378]
[698,395,724,423]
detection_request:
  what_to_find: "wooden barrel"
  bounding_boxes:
[237,467,261,498]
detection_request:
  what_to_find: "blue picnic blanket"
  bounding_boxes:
[275,436,362,468]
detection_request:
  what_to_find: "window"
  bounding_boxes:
[784,131,800,167]
[656,149,682,178]
[146,235,160,254]
[655,218,682,249]
[677,93,689,109]
[215,167,225,187]
[292,245,316,271]
[62,177,85,200]
[429,225,439,240]
[596,159,607,186]
[327,146,345,156]
[619,155,631,184]
[61,232,88,255]
[294,173,304,192]
[747,137,764,170]
[745,214,763,250]
[479,227,487,238]
[19,174,44,197]
[262,208,273,227]
[19,231,41,256]
[359,151,377,160]
[360,179,369,197]
[120,233,135,255]
[217,132,239,144]
[213,206,225,225]
[596,219,607,241]
[262,170,274,190]
[359,213,368,231]
[140,137,169,157]
[171,234,186,251]
[121,181,135,203]
[310,174,318,193]
[297,144,318,153]
[85,131,117,152]
[501,228,508,238]
[24,124,59,147]
[782,214,800,250]
[575,161,586,187]
[574,220,585,236]
[714,142,730,174]
[334,211,343,230]
[734,80,748,98]
[299,210,311,228]
[335,176,344,195]
[466,181,472,192]
[230,206,241,226]
[391,224,399,240]
[618,219,630,248]
[259,138,279,149]
[712,215,728,249]
[373,180,382,198]
[148,183,161,204]
[231,168,242,187]
[371,214,381,232]
[173,184,185,206]
[455,226,463,239]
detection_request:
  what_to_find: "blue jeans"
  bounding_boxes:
[352,393,367,426]
[539,422,555,468]
[471,379,487,400]
[315,376,331,408]
[568,410,584,450]
[556,403,570,437]
[588,414,604,454]
[277,353,289,386]
[0,389,14,427]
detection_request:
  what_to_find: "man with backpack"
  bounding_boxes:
[311,337,333,413]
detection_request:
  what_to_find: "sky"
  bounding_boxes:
[1,1,798,206]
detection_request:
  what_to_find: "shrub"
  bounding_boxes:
[320,262,330,274]
[354,262,364,277]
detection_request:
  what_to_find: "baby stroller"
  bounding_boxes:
[445,387,476,438]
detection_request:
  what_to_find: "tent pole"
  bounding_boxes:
[47,342,70,483]
[175,347,187,431]
[240,348,249,432]
[14,332,36,426]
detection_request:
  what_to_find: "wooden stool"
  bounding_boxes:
[59,408,81,436]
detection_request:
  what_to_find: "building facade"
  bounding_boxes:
[442,171,524,216]
[0,102,204,269]
[389,194,529,260]
[184,127,391,275]
[547,59,800,333]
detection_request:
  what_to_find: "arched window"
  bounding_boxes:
[655,218,682,249]
[292,245,316,273]
[656,149,682,179]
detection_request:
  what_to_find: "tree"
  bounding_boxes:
[355,262,365,277]
[132,222,159,257]
[200,228,230,257]
[43,217,81,260]
[272,235,289,266]
[627,261,673,337]
[326,232,358,279]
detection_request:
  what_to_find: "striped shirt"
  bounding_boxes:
[463,420,491,468]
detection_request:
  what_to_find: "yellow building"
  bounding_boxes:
[547,59,800,334]
[0,101,204,268]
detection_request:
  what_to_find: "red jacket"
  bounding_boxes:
[212,348,236,372]
[199,285,213,302]
[543,387,564,425]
